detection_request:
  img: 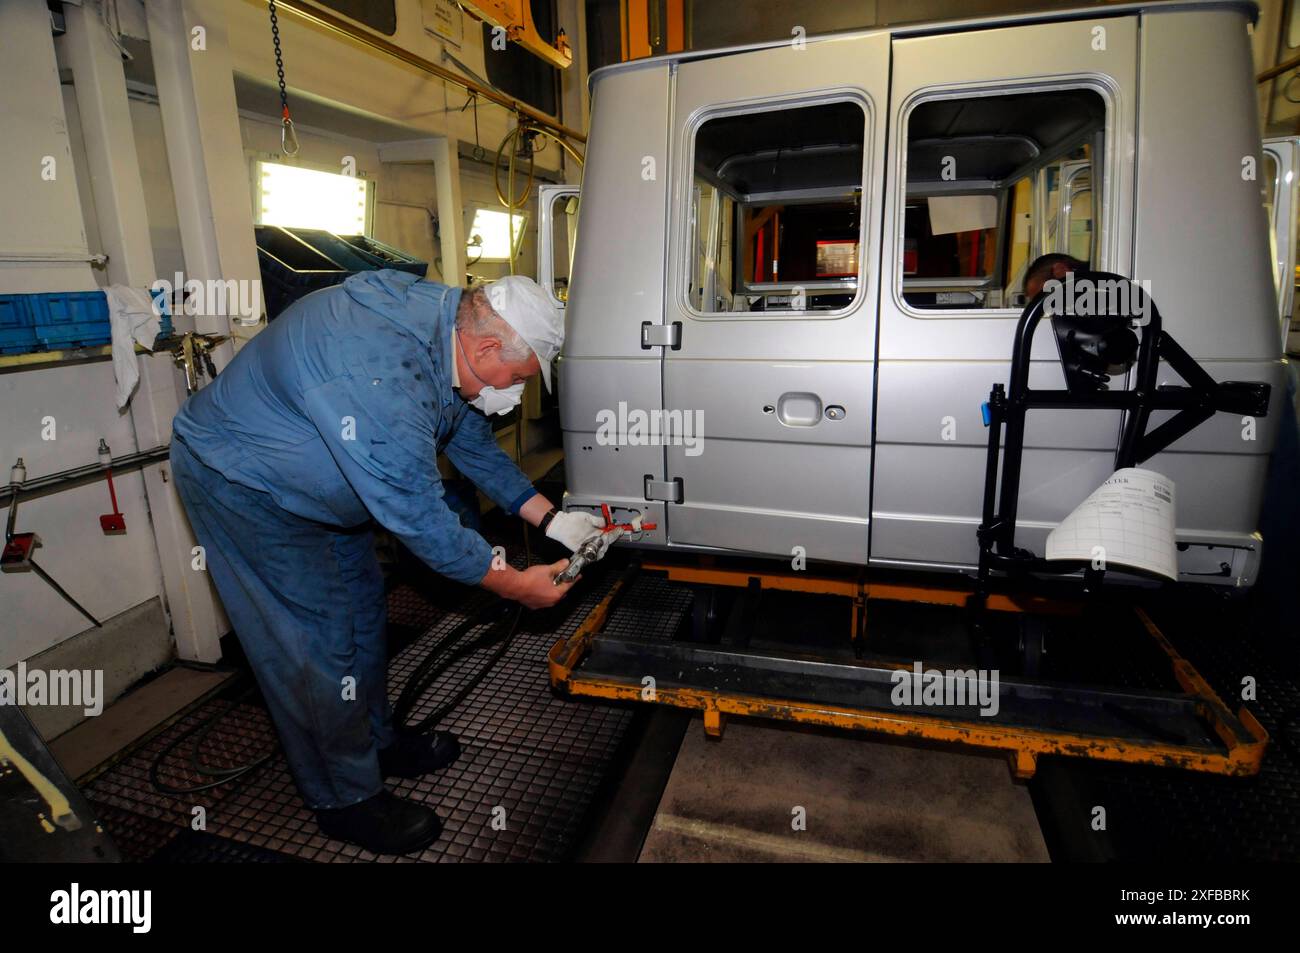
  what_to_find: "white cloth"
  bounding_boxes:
[104,285,162,409]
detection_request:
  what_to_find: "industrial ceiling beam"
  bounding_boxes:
[459,0,573,69]
[271,0,586,144]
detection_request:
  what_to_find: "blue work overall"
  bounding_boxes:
[170,271,537,809]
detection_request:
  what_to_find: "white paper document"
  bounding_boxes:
[1045,468,1178,580]
[927,194,999,236]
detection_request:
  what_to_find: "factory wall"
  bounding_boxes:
[0,360,163,673]
[126,97,187,285]
[0,134,165,682]
[1,3,174,738]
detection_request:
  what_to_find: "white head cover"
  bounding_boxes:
[484,276,564,391]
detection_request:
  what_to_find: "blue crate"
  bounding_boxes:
[255,226,429,319]
[0,291,110,355]
[31,291,111,350]
[338,234,428,277]
[148,286,174,339]
[0,296,38,354]
[285,228,386,273]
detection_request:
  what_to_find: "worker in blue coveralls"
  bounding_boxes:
[169,271,608,855]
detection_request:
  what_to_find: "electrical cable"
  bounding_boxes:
[392,601,521,731]
[391,414,535,732]
[100,0,133,61]
[148,679,276,796]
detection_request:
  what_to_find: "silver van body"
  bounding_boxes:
[549,0,1287,588]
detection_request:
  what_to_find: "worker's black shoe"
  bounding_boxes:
[378,730,462,778]
[316,791,442,854]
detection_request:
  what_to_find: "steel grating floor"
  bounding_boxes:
[76,539,1300,863]
[83,550,685,863]
[1030,590,1300,862]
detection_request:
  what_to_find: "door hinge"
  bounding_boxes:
[640,320,682,350]
[643,475,684,503]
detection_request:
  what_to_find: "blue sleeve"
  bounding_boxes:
[444,407,539,516]
[300,373,494,586]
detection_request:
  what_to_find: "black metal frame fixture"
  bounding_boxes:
[976,270,1272,590]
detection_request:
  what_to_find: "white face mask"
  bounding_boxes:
[470,381,525,416]
[457,328,526,416]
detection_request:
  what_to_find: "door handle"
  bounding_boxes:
[776,392,822,427]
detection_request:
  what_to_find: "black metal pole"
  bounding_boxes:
[27,559,102,628]
[0,445,170,507]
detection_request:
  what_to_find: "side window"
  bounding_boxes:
[1064,174,1094,262]
[1262,151,1279,226]
[549,191,579,304]
[1261,150,1283,302]
[687,99,868,315]
[900,88,1107,312]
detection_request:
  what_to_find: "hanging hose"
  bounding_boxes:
[491,120,585,276]
[494,122,538,209]
[492,121,534,276]
[492,122,586,207]
[529,127,585,167]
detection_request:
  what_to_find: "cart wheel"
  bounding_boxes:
[1019,615,1048,677]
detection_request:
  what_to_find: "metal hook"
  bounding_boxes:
[280,107,300,156]
[281,115,300,157]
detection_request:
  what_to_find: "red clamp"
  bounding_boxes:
[600,503,656,534]
[100,467,126,534]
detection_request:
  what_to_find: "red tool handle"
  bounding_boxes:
[599,502,656,533]
[105,468,121,516]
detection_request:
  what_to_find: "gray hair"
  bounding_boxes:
[455,286,532,362]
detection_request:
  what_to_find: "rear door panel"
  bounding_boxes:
[661,34,891,564]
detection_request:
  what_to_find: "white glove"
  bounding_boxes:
[545,510,606,552]
[588,526,622,560]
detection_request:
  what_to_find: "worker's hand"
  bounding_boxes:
[482,560,575,609]
[517,560,577,608]
[587,526,621,561]
[545,510,605,552]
